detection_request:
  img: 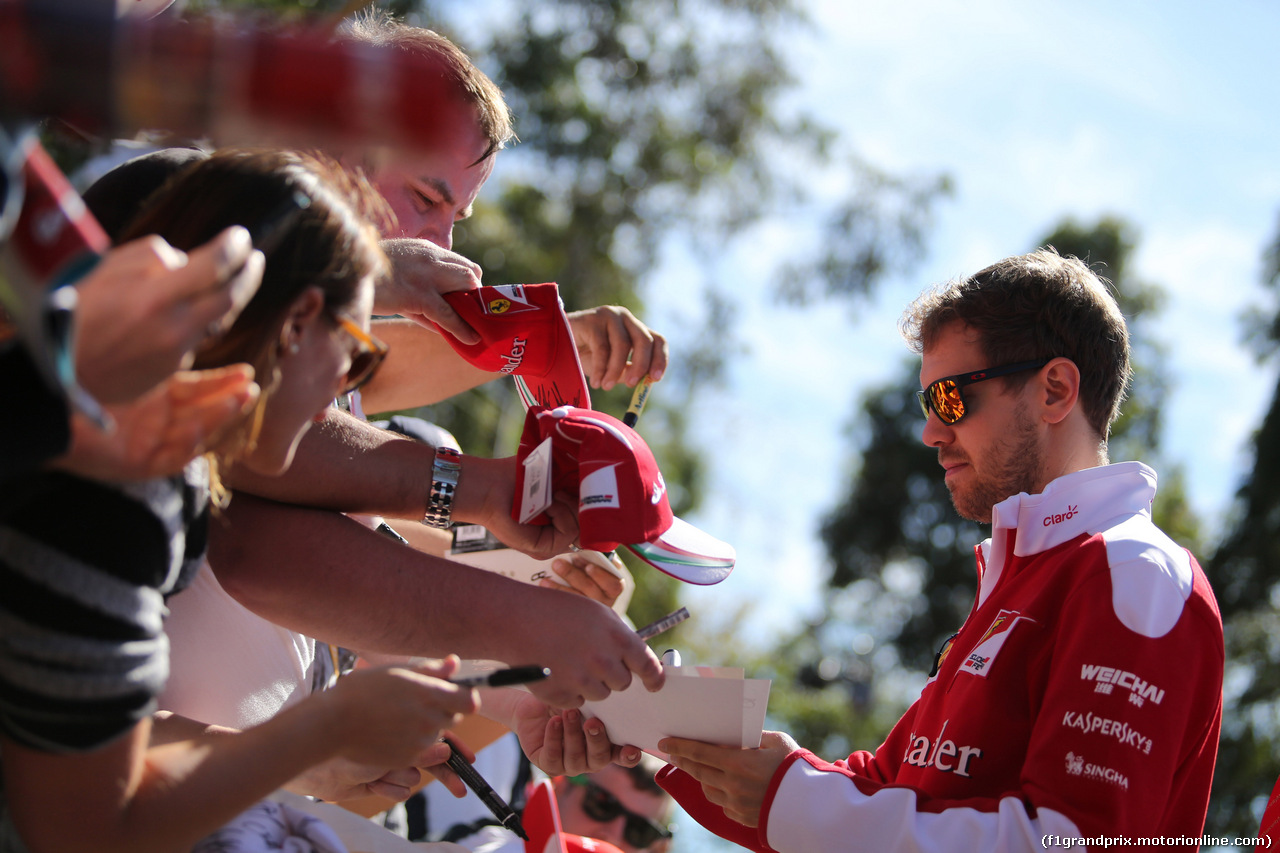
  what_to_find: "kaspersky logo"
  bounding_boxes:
[1061,710,1153,754]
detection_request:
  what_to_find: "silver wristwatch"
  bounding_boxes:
[423,446,462,529]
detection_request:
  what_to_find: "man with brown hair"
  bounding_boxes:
[660,249,1223,851]
[199,10,670,722]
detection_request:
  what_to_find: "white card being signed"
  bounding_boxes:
[582,663,771,758]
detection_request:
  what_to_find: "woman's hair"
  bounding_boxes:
[123,149,388,376]
[120,149,390,494]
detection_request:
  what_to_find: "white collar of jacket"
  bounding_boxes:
[976,461,1157,609]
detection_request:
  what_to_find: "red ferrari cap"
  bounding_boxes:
[514,406,734,585]
[434,283,590,409]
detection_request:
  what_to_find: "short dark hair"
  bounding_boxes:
[339,10,516,164]
[82,147,210,242]
[900,247,1131,437]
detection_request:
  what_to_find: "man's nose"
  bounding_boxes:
[596,815,629,850]
[417,219,452,250]
[921,410,952,448]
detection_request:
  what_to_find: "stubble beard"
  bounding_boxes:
[947,402,1043,523]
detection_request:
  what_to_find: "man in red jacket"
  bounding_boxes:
[660,248,1223,852]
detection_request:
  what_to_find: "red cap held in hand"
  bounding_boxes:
[514,406,734,585]
[435,283,590,409]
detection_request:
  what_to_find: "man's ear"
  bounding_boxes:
[1040,357,1080,425]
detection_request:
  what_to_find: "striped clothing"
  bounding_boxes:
[0,345,70,482]
[0,460,209,752]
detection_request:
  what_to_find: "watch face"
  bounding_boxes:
[435,448,462,480]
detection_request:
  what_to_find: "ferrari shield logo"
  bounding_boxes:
[960,609,1035,679]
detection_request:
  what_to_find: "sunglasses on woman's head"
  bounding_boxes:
[916,358,1051,425]
[328,311,389,396]
[568,776,673,850]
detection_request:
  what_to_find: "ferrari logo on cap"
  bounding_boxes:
[487,298,512,314]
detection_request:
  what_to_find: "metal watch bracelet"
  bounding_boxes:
[423,446,462,529]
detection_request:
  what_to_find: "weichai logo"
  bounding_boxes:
[1043,504,1079,526]
[1080,664,1165,707]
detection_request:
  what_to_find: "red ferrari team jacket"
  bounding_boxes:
[660,462,1223,852]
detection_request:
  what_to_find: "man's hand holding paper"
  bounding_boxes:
[580,658,771,760]
[659,730,799,827]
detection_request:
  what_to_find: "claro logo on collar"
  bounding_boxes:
[1043,504,1079,526]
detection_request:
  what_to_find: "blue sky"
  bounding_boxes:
[459,3,1280,849]
[648,0,1280,641]
[641,2,1279,847]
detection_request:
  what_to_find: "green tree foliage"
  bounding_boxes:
[97,0,950,638]
[1206,210,1280,836]
[768,216,1201,758]
[381,0,948,622]
[1214,211,1280,616]
[397,0,825,622]
[776,159,953,308]
[819,365,973,673]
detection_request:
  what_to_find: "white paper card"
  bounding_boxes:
[518,437,554,523]
[447,544,633,616]
[582,664,771,758]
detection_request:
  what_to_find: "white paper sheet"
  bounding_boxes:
[581,663,771,758]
